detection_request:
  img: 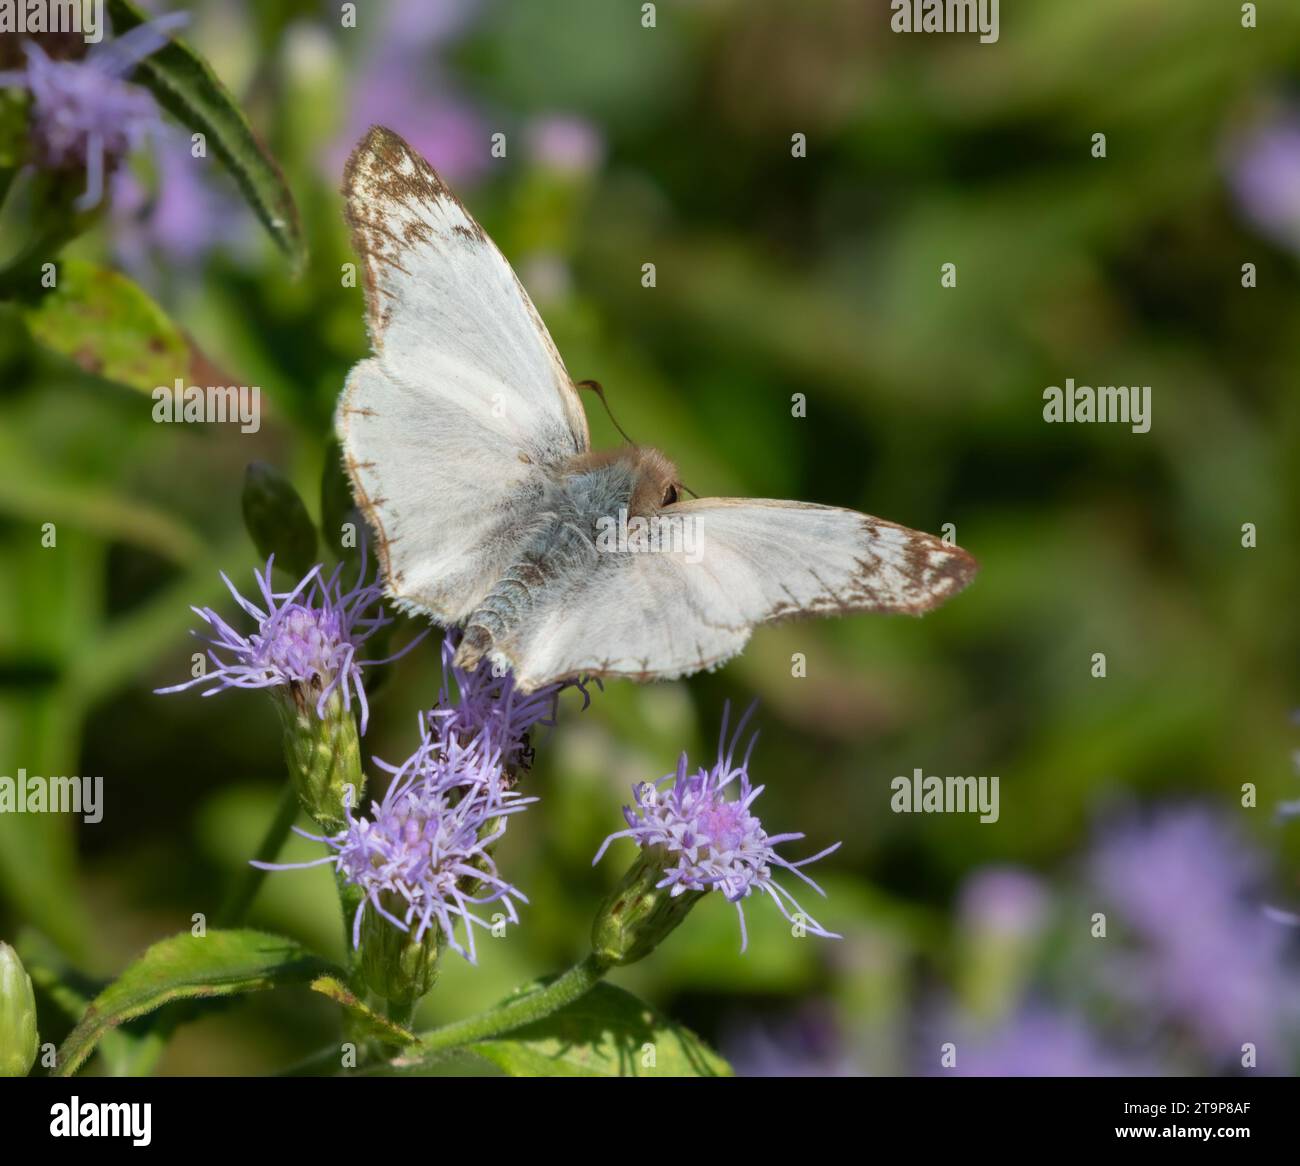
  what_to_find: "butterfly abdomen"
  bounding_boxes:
[454,486,614,670]
[456,560,548,669]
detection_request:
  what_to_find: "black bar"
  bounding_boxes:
[2,1075,1288,1152]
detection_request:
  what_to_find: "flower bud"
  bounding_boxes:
[278,686,363,832]
[0,942,38,1077]
[591,847,704,966]
[359,898,440,1009]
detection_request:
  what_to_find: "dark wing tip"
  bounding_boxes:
[342,125,456,203]
[918,540,980,612]
[341,126,474,240]
[342,125,397,201]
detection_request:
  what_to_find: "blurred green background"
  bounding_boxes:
[1,0,1299,1075]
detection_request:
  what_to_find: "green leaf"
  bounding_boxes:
[16,930,143,1076]
[242,462,318,578]
[107,0,306,272]
[55,929,337,1077]
[20,260,190,394]
[310,976,419,1047]
[469,983,732,1077]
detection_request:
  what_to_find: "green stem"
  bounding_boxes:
[384,994,417,1028]
[217,783,300,927]
[413,953,610,1060]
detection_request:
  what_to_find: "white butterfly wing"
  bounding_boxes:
[337,127,589,621]
[487,499,978,689]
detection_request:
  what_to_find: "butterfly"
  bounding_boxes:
[336,127,978,692]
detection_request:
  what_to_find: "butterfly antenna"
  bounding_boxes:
[576,379,636,445]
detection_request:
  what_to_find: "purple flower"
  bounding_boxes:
[429,631,590,777]
[0,14,187,209]
[263,747,533,964]
[374,706,513,816]
[156,555,420,734]
[593,703,841,952]
[1090,807,1295,1068]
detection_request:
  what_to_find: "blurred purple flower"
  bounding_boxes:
[380,0,480,46]
[937,1007,1153,1077]
[725,1003,861,1077]
[1090,808,1295,1067]
[958,866,1049,939]
[1226,112,1300,252]
[525,114,604,176]
[0,14,186,209]
[330,0,488,185]
[593,703,842,951]
[156,555,421,734]
[110,132,252,275]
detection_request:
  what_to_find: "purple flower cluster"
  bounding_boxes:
[594,704,841,951]
[157,555,416,734]
[0,14,186,209]
[270,715,535,964]
[1090,808,1294,1067]
[429,632,590,777]
[259,631,579,963]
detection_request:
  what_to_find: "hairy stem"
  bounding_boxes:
[411,953,610,1060]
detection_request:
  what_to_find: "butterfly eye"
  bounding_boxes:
[661,484,678,507]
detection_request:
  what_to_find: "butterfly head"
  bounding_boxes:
[563,446,683,517]
[627,447,682,516]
